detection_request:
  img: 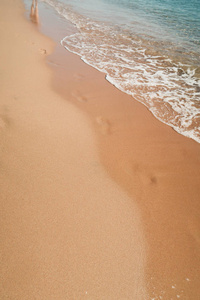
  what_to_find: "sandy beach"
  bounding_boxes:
[0,0,200,299]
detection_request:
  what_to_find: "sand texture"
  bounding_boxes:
[0,1,146,299]
[47,14,200,299]
[0,0,200,299]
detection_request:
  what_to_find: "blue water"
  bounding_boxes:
[57,0,200,62]
[40,0,200,142]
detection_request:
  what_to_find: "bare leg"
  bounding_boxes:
[30,0,35,19]
[30,0,39,24]
[34,0,39,24]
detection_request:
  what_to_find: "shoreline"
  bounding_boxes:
[49,46,200,298]
[36,1,200,298]
[1,0,200,299]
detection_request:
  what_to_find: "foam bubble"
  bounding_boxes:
[43,0,200,143]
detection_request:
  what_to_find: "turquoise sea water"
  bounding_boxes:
[35,0,200,142]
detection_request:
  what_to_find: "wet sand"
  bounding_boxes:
[46,7,200,299]
[0,0,200,299]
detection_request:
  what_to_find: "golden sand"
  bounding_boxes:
[0,1,146,298]
[0,0,200,299]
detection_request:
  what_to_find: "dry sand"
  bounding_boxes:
[0,0,200,299]
[0,0,146,299]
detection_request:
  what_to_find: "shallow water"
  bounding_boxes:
[38,0,200,142]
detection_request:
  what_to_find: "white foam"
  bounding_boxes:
[43,0,200,143]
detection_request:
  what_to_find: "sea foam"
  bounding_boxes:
[43,0,200,143]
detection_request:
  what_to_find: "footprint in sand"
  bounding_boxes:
[39,48,47,55]
[0,118,6,130]
[0,106,10,130]
[150,175,157,185]
[132,163,158,186]
[71,91,88,103]
[96,116,111,135]
[0,114,10,130]
[142,173,158,186]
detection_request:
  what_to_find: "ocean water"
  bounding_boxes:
[41,0,200,142]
